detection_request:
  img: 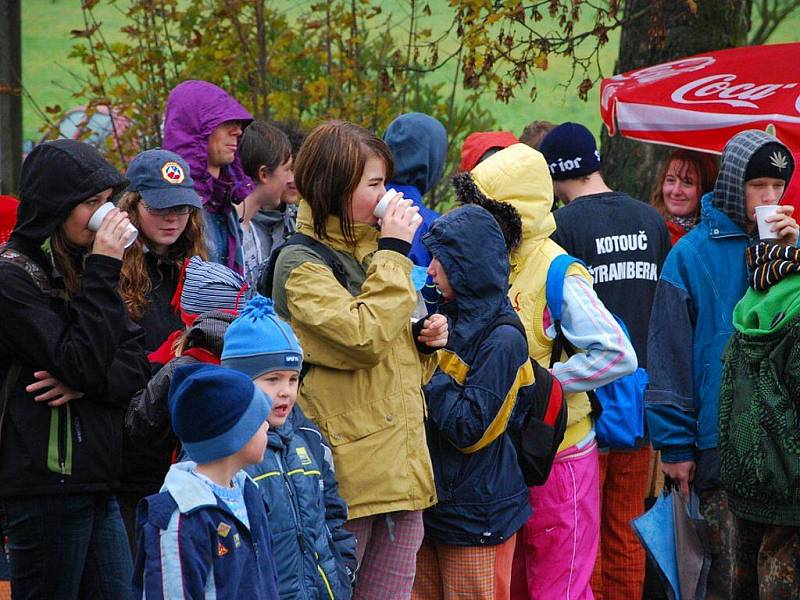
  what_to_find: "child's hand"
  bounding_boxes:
[26,370,84,407]
[766,204,799,246]
[417,314,448,348]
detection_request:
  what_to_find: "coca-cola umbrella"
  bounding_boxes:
[601,42,800,153]
[601,42,800,205]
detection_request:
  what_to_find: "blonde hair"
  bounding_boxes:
[116,191,208,320]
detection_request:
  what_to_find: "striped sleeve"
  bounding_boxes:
[141,509,213,599]
[550,274,637,392]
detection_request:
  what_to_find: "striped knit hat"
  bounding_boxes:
[174,256,250,325]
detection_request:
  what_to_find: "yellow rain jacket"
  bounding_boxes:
[471,144,594,451]
[271,202,437,518]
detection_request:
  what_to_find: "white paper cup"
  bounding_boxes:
[374,189,422,224]
[755,204,780,240]
[88,202,138,248]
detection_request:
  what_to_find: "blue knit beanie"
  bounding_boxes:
[221,295,304,378]
[168,363,271,463]
[539,122,601,181]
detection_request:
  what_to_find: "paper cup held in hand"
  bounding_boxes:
[374,189,422,224]
[755,204,780,240]
[88,202,139,248]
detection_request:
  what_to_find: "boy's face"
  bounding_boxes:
[427,257,455,301]
[745,177,786,222]
[240,420,269,465]
[254,370,299,429]
[255,157,294,210]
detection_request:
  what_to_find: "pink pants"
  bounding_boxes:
[511,441,600,600]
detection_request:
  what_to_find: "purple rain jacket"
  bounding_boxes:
[163,80,253,273]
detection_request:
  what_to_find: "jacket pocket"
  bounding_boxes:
[47,404,72,475]
[323,395,398,447]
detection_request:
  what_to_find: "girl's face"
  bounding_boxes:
[135,201,191,255]
[662,160,701,218]
[254,370,299,429]
[62,188,114,247]
[348,155,387,227]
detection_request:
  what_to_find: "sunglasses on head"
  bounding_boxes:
[142,204,196,216]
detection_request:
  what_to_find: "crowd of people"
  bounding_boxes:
[0,78,798,600]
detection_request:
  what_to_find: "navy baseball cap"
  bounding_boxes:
[126,149,202,209]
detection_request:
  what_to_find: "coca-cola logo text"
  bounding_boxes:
[672,74,798,109]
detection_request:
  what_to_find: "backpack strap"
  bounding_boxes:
[259,232,350,298]
[545,254,586,368]
[544,254,603,418]
[0,246,68,300]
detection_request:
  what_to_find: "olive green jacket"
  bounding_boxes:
[271,202,437,519]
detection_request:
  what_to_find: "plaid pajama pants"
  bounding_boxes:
[345,510,425,600]
[412,534,517,600]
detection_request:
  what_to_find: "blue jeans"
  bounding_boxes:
[0,493,132,599]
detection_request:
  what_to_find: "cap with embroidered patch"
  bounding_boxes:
[126,149,202,210]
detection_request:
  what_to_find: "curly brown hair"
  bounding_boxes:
[116,191,208,321]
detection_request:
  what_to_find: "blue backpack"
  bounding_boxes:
[545,254,647,449]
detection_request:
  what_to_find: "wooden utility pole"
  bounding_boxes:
[0,0,22,197]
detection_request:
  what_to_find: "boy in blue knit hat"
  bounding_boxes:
[133,364,280,600]
[222,295,358,599]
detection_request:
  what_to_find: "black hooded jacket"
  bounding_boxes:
[0,140,150,497]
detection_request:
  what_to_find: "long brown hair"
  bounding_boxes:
[49,227,84,297]
[294,120,394,244]
[116,191,207,320]
[651,149,719,219]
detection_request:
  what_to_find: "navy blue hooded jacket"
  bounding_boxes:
[246,407,357,599]
[384,112,447,267]
[421,204,532,546]
[134,462,279,599]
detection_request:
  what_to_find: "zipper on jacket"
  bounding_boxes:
[316,558,335,600]
[279,449,336,599]
[277,450,308,593]
[47,404,73,476]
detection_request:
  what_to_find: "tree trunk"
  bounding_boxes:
[600,0,752,201]
[0,0,22,196]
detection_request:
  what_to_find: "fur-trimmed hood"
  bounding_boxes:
[452,143,556,261]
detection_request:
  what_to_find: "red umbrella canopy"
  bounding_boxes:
[601,43,800,154]
[601,43,800,208]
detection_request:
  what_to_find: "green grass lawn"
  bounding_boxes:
[21,1,800,143]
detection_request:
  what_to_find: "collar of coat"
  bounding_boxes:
[296,201,379,263]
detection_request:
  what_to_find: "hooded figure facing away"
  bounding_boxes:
[383,112,448,268]
[412,204,532,600]
[646,129,798,599]
[163,80,253,274]
[452,143,635,600]
[0,140,150,598]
